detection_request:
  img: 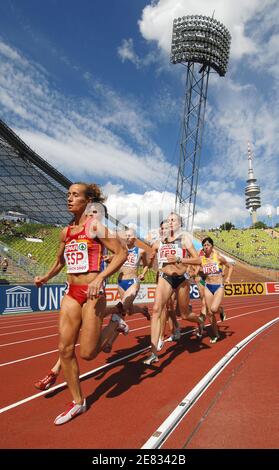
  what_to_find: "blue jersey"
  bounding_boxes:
[122,246,140,269]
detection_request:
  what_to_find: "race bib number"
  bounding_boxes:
[64,242,89,273]
[158,243,182,265]
[123,251,138,268]
[202,262,219,275]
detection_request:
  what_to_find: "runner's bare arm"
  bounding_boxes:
[87,222,128,298]
[219,255,234,283]
[134,238,153,254]
[148,240,159,268]
[138,250,149,280]
[34,228,66,287]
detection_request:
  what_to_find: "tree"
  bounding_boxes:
[252,221,267,229]
[219,222,235,231]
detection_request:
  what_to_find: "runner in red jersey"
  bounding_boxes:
[34,183,127,425]
[34,201,110,391]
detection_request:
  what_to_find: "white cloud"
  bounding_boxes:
[0,39,176,191]
[136,1,279,216]
[105,185,254,234]
[0,41,28,65]
[17,129,176,191]
[195,183,248,228]
[258,204,277,218]
[203,78,279,205]
[1,0,278,231]
[117,38,140,68]
[106,188,176,236]
[138,0,273,60]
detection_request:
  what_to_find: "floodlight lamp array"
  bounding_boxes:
[170,15,231,76]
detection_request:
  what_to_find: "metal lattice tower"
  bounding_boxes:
[171,15,231,231]
[245,142,261,225]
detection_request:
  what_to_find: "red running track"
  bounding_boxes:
[0,295,278,449]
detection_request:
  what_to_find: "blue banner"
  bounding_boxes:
[0,282,201,315]
[0,284,66,315]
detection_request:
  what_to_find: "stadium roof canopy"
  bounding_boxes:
[0,119,141,235]
[0,119,72,225]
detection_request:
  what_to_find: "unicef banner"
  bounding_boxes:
[0,284,67,315]
[0,283,201,315]
[1,282,278,315]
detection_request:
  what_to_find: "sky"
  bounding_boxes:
[0,0,278,234]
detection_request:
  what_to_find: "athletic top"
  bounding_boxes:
[122,246,140,269]
[64,219,103,274]
[200,251,223,276]
[157,235,187,269]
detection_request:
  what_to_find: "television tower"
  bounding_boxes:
[245,142,261,225]
[171,15,231,232]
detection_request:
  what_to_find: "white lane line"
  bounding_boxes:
[0,296,276,326]
[0,306,278,413]
[0,345,151,414]
[0,313,147,337]
[0,318,150,348]
[0,325,149,367]
[0,312,59,323]
[0,298,273,347]
[0,325,58,336]
[141,316,279,449]
[0,348,60,366]
[0,304,277,364]
[0,319,58,330]
[0,333,59,348]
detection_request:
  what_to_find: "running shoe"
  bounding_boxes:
[157,337,164,351]
[111,313,129,335]
[165,328,181,342]
[116,318,129,335]
[143,353,159,365]
[34,371,57,391]
[220,307,226,322]
[195,328,202,339]
[54,399,87,425]
[210,335,220,344]
[196,316,205,339]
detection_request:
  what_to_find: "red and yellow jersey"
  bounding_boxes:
[200,251,223,276]
[64,219,103,274]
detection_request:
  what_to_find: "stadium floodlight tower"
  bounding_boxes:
[171,15,231,232]
[245,142,261,226]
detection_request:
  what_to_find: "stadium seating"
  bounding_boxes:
[196,228,279,270]
[0,220,157,284]
[1,221,277,285]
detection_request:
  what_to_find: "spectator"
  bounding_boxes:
[2,258,8,273]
